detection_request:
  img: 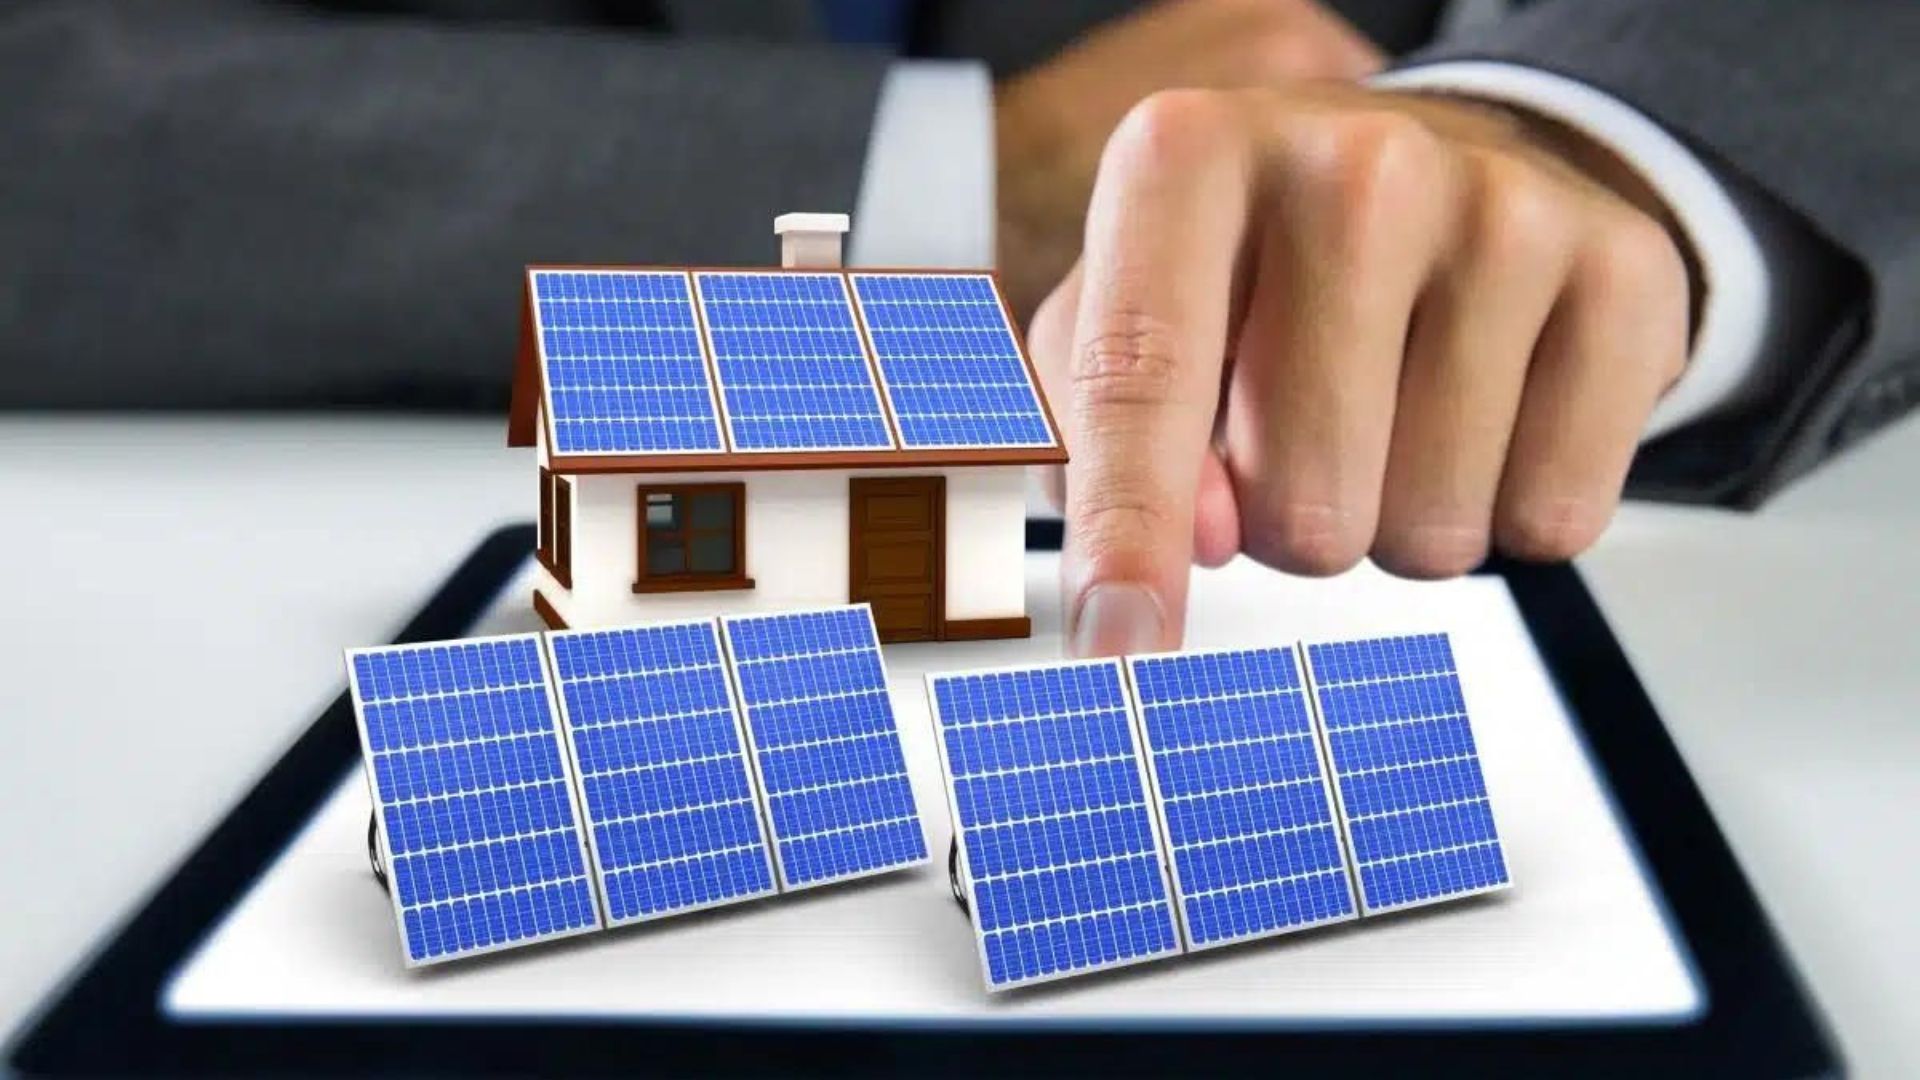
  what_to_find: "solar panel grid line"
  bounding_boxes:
[1123,646,1360,953]
[528,269,728,457]
[848,272,1058,451]
[927,658,1183,991]
[1299,633,1512,916]
[345,634,605,967]
[543,619,781,926]
[693,271,899,453]
[718,605,930,893]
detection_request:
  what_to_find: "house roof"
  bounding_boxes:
[508,265,1067,474]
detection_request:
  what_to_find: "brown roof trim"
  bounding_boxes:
[546,445,1066,474]
[507,281,540,448]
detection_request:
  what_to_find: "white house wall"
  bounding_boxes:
[535,463,1028,631]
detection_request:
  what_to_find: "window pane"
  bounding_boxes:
[646,492,677,530]
[689,533,735,575]
[647,540,685,576]
[689,491,735,531]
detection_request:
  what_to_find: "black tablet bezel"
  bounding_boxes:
[6,523,1841,1077]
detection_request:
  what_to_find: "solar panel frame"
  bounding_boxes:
[717,604,931,892]
[528,268,729,458]
[345,633,605,968]
[927,658,1184,992]
[693,271,899,454]
[848,271,1059,452]
[1123,646,1361,953]
[542,618,781,928]
[1300,633,1512,917]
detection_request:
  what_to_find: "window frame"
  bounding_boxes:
[632,482,753,593]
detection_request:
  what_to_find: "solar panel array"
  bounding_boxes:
[720,607,930,888]
[348,635,601,965]
[1306,634,1509,914]
[694,272,895,452]
[529,267,1057,458]
[346,605,928,967]
[928,633,1507,991]
[850,273,1056,449]
[528,270,725,455]
[929,660,1181,989]
[1129,647,1357,950]
[547,620,777,925]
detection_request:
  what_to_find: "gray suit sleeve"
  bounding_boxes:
[1401,0,1919,505]
[0,1,887,409]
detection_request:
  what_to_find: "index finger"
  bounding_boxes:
[1063,90,1254,657]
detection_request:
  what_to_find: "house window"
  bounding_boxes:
[538,467,573,588]
[634,483,752,593]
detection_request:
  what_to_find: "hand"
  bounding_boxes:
[994,0,1381,320]
[1029,83,1694,657]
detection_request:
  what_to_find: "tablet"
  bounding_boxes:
[6,524,1839,1076]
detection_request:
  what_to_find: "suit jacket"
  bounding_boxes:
[0,0,1908,507]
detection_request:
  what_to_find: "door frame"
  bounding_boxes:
[848,475,946,642]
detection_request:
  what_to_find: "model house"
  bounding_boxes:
[506,213,1065,644]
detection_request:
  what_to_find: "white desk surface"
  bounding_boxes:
[1,416,1915,1072]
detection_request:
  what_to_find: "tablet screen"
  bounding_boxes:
[162,553,1703,1027]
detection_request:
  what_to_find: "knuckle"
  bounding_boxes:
[1070,310,1187,414]
[1070,477,1180,559]
[1283,109,1438,255]
[1245,497,1371,577]
[1461,152,1570,268]
[1497,494,1606,562]
[1317,110,1438,201]
[1373,521,1491,580]
[1587,210,1686,294]
[1106,89,1243,176]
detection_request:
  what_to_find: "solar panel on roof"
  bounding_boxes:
[694,272,896,452]
[929,660,1182,990]
[850,272,1056,450]
[1128,647,1359,950]
[545,620,778,926]
[347,635,602,966]
[529,269,726,456]
[719,606,929,889]
[1305,633,1510,914]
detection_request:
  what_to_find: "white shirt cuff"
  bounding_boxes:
[1372,61,1772,439]
[848,60,995,269]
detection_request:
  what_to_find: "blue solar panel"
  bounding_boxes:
[1306,634,1510,914]
[930,660,1182,990]
[347,635,602,966]
[694,272,896,452]
[1128,647,1359,950]
[719,606,928,889]
[529,270,725,456]
[850,273,1056,449]
[546,620,779,926]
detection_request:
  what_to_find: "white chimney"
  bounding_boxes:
[774,212,849,269]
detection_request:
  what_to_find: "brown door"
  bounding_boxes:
[849,476,945,643]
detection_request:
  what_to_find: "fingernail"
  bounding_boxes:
[1071,583,1166,658]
